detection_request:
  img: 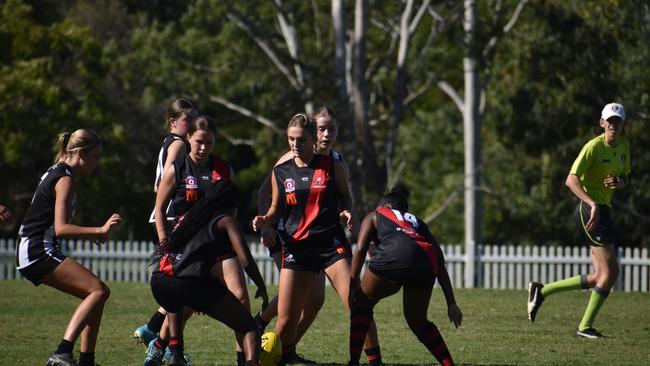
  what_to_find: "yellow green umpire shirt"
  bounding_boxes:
[570,133,631,207]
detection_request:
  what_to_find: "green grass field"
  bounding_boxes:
[1,280,649,365]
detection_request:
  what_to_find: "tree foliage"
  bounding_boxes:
[0,0,647,246]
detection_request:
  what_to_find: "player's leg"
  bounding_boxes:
[576,244,617,338]
[276,268,317,362]
[325,258,383,366]
[293,271,326,344]
[134,307,167,346]
[403,285,454,366]
[257,250,283,328]
[348,268,400,366]
[213,256,251,365]
[42,258,110,366]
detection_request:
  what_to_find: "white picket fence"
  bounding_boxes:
[1,238,648,291]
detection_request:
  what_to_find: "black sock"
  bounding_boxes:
[364,345,382,366]
[147,311,166,333]
[55,339,74,355]
[78,352,95,366]
[237,351,245,366]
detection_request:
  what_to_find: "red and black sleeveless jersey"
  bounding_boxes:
[273,154,340,242]
[156,154,232,278]
[167,154,231,220]
[372,207,444,275]
[19,163,75,239]
[154,133,189,189]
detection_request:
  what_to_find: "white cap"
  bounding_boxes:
[601,103,625,121]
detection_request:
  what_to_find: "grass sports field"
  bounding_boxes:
[1,281,649,365]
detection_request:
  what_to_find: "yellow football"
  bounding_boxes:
[260,331,282,366]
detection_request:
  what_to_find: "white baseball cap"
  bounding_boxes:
[601,103,625,121]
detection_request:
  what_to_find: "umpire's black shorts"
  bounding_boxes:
[576,201,619,247]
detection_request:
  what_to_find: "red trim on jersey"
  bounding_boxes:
[376,207,439,275]
[159,255,174,276]
[292,156,332,241]
[210,155,230,182]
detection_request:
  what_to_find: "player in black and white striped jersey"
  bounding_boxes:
[17,129,121,366]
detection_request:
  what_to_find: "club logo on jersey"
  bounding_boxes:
[312,175,327,189]
[286,192,298,205]
[185,176,198,189]
[284,178,296,193]
[185,176,199,203]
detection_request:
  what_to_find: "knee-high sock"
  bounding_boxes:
[579,286,609,331]
[349,307,373,364]
[541,274,588,298]
[416,321,454,366]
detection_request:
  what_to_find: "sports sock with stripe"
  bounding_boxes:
[349,307,373,364]
[416,321,453,366]
[364,345,382,366]
[578,286,609,331]
[541,274,588,298]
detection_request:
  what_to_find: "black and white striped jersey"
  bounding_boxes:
[149,133,189,223]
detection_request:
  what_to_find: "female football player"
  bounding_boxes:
[348,184,462,366]
[17,129,121,366]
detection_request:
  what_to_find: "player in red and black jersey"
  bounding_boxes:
[253,113,381,365]
[348,185,462,366]
[17,129,121,366]
[148,115,268,366]
[136,97,198,348]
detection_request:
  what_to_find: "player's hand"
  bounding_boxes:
[340,210,353,230]
[585,203,599,232]
[604,174,624,190]
[255,285,269,310]
[448,303,463,328]
[260,227,277,247]
[100,213,122,238]
[252,215,269,232]
[0,205,13,223]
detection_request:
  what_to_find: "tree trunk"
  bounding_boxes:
[463,0,481,288]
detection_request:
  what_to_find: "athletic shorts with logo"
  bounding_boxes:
[281,227,350,272]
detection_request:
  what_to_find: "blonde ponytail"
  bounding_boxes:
[55,129,102,163]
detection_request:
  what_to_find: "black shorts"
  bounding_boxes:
[368,265,436,289]
[150,272,229,313]
[266,228,286,257]
[576,202,619,246]
[213,230,237,262]
[16,236,66,286]
[281,229,351,272]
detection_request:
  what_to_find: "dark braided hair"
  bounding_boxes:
[152,179,240,264]
[376,183,410,212]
